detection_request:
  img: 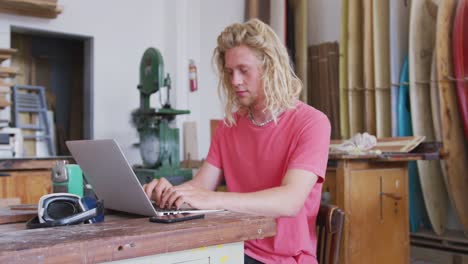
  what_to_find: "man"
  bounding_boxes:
[144,19,330,264]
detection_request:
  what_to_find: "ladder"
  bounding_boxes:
[11,85,55,156]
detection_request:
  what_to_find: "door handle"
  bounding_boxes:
[379,176,402,220]
[380,192,402,201]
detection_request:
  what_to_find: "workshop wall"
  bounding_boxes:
[0,0,164,163]
[161,0,245,159]
[0,0,342,162]
[307,0,341,45]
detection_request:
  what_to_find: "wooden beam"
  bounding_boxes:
[0,67,18,78]
[0,0,62,19]
[0,48,17,63]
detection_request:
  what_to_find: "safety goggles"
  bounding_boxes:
[27,193,104,229]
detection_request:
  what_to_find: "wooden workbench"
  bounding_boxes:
[324,142,441,264]
[0,211,276,264]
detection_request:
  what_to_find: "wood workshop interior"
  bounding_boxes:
[0,0,467,263]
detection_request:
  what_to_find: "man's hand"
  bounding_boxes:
[160,184,221,210]
[143,177,173,208]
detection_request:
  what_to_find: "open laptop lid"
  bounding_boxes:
[66,139,158,217]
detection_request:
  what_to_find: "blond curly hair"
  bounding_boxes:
[213,18,302,126]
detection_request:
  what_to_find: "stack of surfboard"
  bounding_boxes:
[436,0,468,236]
[337,0,468,237]
[341,0,393,139]
[409,0,448,236]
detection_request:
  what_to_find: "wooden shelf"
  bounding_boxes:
[0,67,18,78]
[0,96,10,108]
[0,0,62,19]
[0,48,17,63]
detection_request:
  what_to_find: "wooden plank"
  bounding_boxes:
[0,55,11,63]
[245,0,270,24]
[0,79,11,94]
[293,0,308,102]
[0,0,62,19]
[0,78,11,86]
[339,0,350,139]
[373,0,392,137]
[0,48,17,55]
[0,206,36,224]
[363,0,376,135]
[0,48,17,63]
[328,42,341,139]
[308,45,319,108]
[318,43,330,122]
[0,6,60,19]
[0,67,18,78]
[0,96,10,108]
[0,198,20,207]
[0,212,276,263]
[347,0,365,135]
[0,157,72,170]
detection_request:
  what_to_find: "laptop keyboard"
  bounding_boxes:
[157,208,183,215]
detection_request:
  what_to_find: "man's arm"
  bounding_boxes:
[187,161,224,191]
[216,169,318,217]
[163,168,318,217]
[144,161,223,207]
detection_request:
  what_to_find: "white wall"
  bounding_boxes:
[0,0,245,163]
[308,0,341,45]
[198,0,245,157]
[0,0,166,164]
[165,0,245,159]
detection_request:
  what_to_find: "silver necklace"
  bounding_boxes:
[248,111,275,127]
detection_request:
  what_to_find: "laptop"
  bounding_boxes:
[66,139,223,216]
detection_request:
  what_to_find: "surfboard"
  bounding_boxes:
[363,0,376,135]
[409,0,448,235]
[453,0,468,141]
[390,0,411,137]
[293,0,308,103]
[398,58,432,233]
[339,0,349,139]
[348,0,364,136]
[373,0,391,138]
[430,51,443,147]
[436,0,468,235]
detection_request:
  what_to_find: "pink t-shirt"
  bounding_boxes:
[206,101,331,264]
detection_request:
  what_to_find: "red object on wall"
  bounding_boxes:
[189,59,198,92]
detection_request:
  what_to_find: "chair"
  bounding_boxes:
[316,203,345,264]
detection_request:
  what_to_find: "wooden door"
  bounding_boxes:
[347,167,408,264]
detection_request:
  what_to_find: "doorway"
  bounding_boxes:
[10,27,93,156]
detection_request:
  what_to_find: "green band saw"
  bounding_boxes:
[131,47,192,185]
